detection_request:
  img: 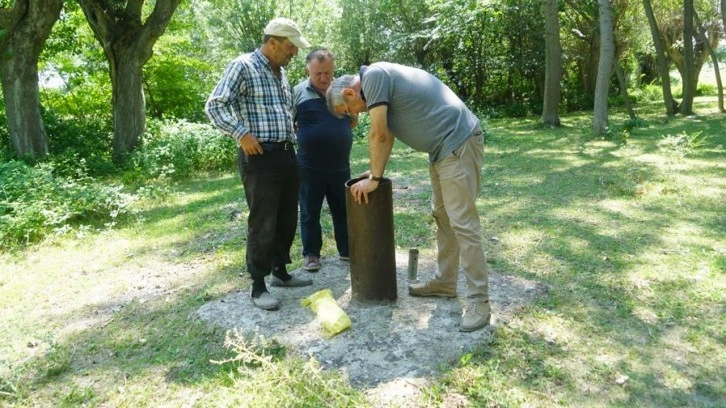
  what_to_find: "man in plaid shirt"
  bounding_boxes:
[205,18,313,310]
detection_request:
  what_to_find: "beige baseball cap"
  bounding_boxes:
[263,18,311,49]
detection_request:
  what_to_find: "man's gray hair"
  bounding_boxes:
[326,74,358,118]
[306,48,334,65]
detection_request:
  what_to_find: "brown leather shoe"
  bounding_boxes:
[303,255,321,272]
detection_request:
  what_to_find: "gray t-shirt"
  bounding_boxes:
[361,62,480,163]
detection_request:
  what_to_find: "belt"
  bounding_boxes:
[259,141,294,151]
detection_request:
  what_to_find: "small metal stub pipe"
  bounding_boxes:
[408,248,419,282]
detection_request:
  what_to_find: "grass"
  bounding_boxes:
[1,99,725,407]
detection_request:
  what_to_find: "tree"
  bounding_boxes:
[143,3,219,121]
[77,0,182,164]
[426,0,544,114]
[541,0,562,127]
[593,0,614,134]
[0,0,64,158]
[694,9,724,113]
[204,0,275,57]
[655,2,721,115]
[338,0,389,68]
[614,62,637,119]
[681,0,695,114]
[562,0,600,104]
[642,0,677,115]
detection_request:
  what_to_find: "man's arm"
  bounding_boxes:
[350,105,393,204]
[206,60,263,155]
[205,60,250,143]
[367,105,393,179]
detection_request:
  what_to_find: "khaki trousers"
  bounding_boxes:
[429,131,488,301]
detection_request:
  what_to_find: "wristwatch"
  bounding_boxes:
[368,174,382,182]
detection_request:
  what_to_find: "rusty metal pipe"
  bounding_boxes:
[345,177,397,303]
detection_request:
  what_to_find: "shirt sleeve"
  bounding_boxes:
[205,59,250,142]
[361,66,391,110]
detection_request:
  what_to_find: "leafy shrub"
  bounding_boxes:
[0,158,135,249]
[351,114,370,141]
[129,119,235,182]
[657,130,708,158]
[143,43,216,122]
[43,110,116,176]
[696,83,717,96]
[622,117,649,131]
[609,117,649,145]
[630,84,663,103]
[0,98,13,161]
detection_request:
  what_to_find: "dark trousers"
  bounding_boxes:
[237,146,300,282]
[299,166,350,258]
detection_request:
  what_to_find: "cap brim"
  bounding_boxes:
[289,35,311,49]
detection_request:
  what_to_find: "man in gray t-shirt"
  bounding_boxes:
[326,62,491,332]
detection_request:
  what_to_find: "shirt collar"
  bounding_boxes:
[254,49,285,76]
[304,78,325,97]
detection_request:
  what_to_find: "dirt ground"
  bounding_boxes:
[196,251,548,407]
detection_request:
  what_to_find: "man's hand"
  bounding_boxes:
[350,179,379,204]
[239,133,263,156]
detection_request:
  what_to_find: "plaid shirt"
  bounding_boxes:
[205,49,295,143]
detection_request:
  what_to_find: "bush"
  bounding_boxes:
[0,158,135,249]
[43,110,116,176]
[657,130,709,158]
[0,99,13,161]
[128,120,236,183]
[630,84,663,103]
[696,83,717,97]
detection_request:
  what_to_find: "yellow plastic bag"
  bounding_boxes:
[301,289,351,338]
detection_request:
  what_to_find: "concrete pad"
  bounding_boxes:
[196,251,547,406]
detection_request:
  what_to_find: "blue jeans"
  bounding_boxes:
[299,166,350,258]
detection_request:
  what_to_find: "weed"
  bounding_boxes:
[658,130,709,157]
[0,369,22,402]
[60,386,96,407]
[210,329,367,407]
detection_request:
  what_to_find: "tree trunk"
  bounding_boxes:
[541,0,562,127]
[694,10,725,113]
[615,63,636,119]
[0,0,63,158]
[110,53,146,163]
[642,0,677,116]
[0,47,48,158]
[681,0,695,115]
[78,0,182,164]
[593,0,614,135]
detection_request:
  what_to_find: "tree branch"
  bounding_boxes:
[0,1,27,32]
[126,0,144,19]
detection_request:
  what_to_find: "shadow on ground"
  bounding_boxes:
[197,251,548,406]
